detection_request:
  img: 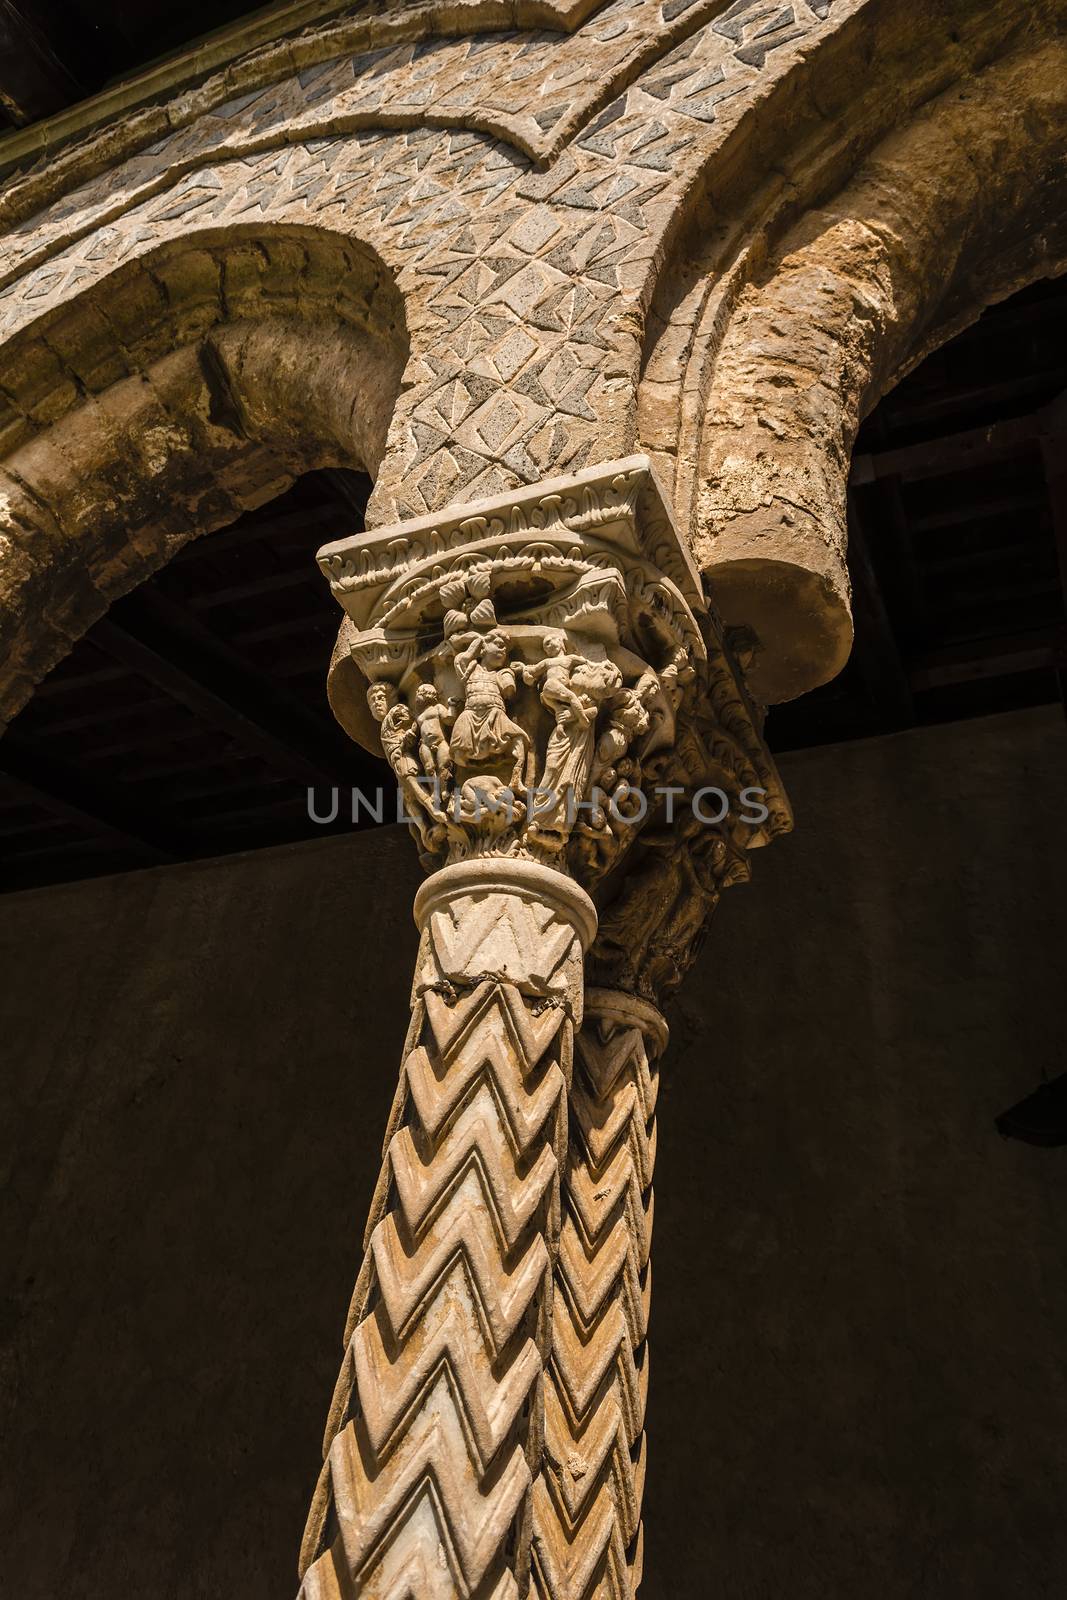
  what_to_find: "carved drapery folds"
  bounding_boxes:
[302,457,789,1599]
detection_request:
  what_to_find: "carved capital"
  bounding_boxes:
[319,455,788,893]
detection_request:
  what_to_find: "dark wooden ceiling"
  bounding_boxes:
[0,0,268,130]
[1,275,1065,892]
[0,469,391,891]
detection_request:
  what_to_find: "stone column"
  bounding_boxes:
[299,458,789,1599]
[533,615,784,1600]
[533,986,667,1599]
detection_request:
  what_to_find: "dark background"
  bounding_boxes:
[2,705,1064,1598]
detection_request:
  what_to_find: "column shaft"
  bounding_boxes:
[301,862,595,1600]
[534,991,667,1600]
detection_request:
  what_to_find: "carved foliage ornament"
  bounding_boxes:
[318,455,789,892]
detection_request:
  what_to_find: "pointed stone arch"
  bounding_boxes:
[0,221,408,727]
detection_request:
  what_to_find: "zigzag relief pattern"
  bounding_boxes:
[300,976,576,1599]
[532,998,664,1599]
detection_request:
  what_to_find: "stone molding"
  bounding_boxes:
[0,0,617,184]
[414,857,598,1014]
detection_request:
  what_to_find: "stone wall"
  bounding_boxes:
[2,704,1064,1597]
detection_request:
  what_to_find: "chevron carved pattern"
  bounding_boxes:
[300,869,594,1600]
[532,990,667,1600]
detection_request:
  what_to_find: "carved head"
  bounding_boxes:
[366,681,397,722]
[415,682,440,709]
[542,630,567,657]
[481,630,510,669]
[615,689,650,737]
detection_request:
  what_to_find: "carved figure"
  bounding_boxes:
[521,630,592,721]
[594,811,736,999]
[592,686,650,792]
[450,628,530,790]
[660,641,697,712]
[368,681,445,831]
[525,643,622,846]
[414,682,455,785]
[644,823,728,985]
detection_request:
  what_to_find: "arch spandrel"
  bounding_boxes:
[0,0,861,553]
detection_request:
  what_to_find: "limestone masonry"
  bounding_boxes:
[0,0,1064,1593]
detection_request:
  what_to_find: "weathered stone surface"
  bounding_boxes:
[1,3,1065,1594]
[4,0,1063,713]
[682,37,1067,700]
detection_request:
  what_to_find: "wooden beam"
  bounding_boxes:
[877,372,1062,433]
[853,387,1066,486]
[1038,425,1067,721]
[907,489,1045,537]
[185,569,317,610]
[853,415,1037,486]
[168,504,357,564]
[862,470,927,641]
[910,629,1067,691]
[89,587,367,788]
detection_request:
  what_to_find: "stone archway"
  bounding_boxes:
[1,4,1064,1596]
[0,222,408,728]
[639,33,1067,704]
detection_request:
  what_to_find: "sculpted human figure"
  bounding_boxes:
[524,637,622,846]
[367,681,446,832]
[414,681,455,786]
[592,686,650,793]
[645,818,729,983]
[450,628,529,790]
[660,642,697,712]
[595,809,736,998]
[594,828,679,989]
[521,630,592,720]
